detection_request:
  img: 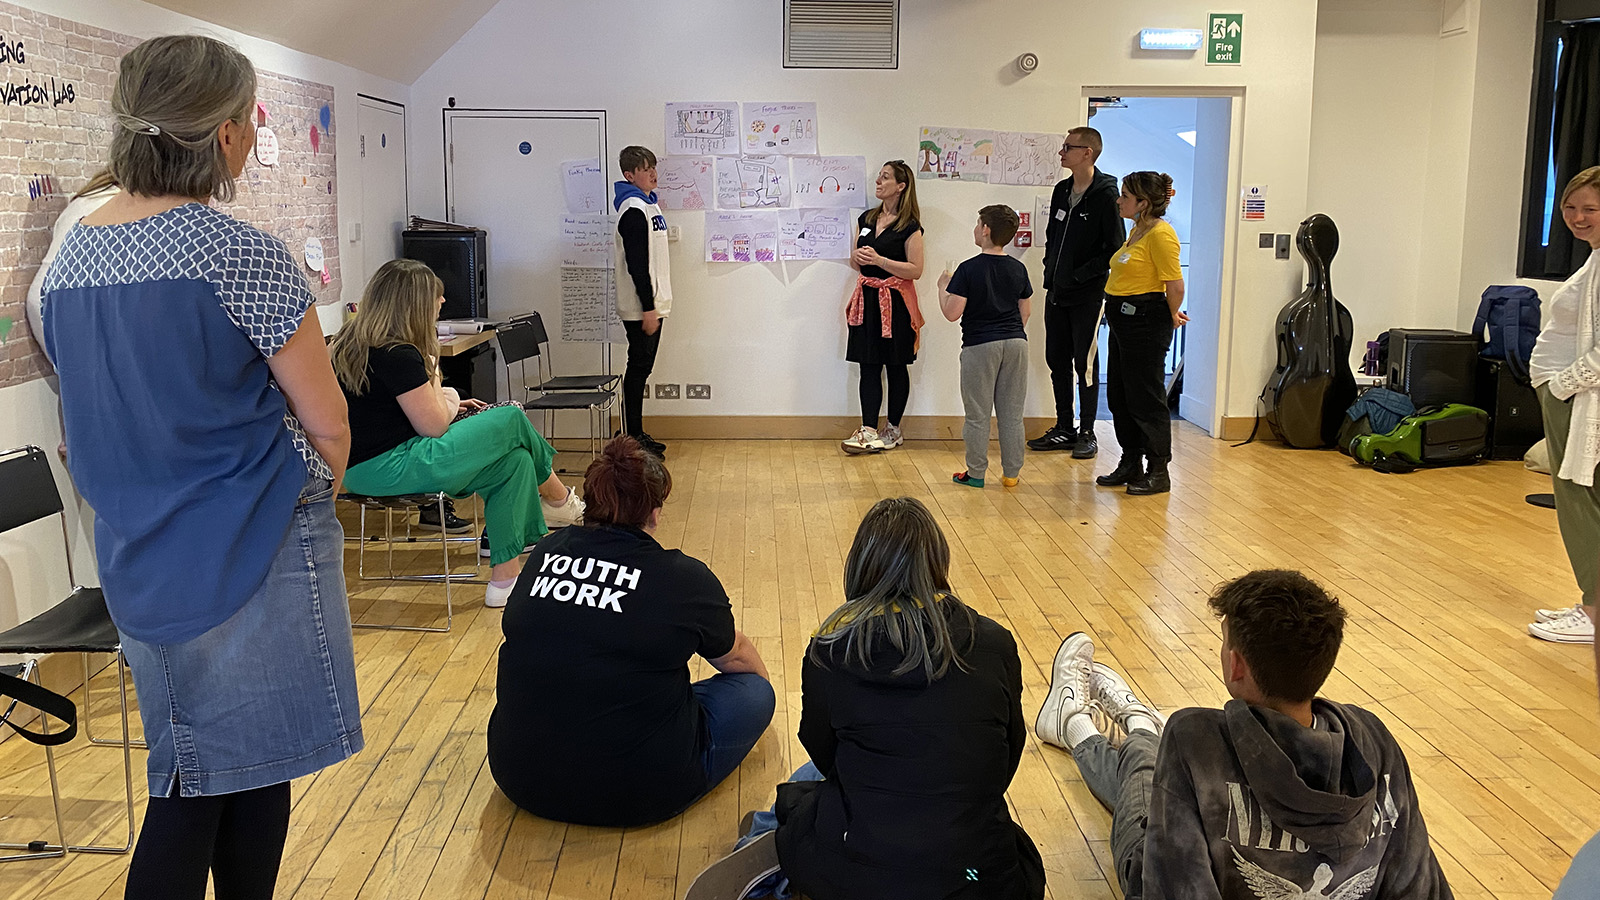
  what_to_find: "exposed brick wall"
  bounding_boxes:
[0,0,341,390]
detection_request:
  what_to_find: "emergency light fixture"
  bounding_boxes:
[1139,28,1204,51]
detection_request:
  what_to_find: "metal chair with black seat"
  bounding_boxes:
[0,660,76,862]
[497,313,617,474]
[0,445,136,856]
[339,490,483,633]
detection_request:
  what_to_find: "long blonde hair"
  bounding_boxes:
[865,160,921,234]
[331,259,443,395]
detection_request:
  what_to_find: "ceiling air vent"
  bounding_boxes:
[784,0,899,69]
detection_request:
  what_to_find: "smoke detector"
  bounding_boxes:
[1015,52,1039,75]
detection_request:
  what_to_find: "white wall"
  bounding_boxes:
[409,0,1319,422]
[0,0,407,633]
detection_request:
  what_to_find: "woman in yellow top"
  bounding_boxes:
[1096,171,1188,495]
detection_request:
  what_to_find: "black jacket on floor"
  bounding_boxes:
[774,605,1045,900]
[1042,168,1124,303]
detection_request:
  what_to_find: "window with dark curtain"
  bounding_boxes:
[1521,2,1600,279]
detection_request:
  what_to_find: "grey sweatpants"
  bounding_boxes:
[1540,383,1600,604]
[1073,731,1159,900]
[960,338,1029,479]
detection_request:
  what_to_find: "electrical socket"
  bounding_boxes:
[667,225,682,242]
[686,383,711,400]
[654,383,680,399]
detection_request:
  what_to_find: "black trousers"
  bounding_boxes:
[1105,294,1174,461]
[1044,294,1105,429]
[858,362,910,428]
[125,782,291,900]
[621,318,663,437]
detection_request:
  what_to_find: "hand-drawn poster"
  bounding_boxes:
[705,211,780,263]
[741,102,819,155]
[657,156,716,210]
[791,156,867,209]
[560,267,624,343]
[993,132,1064,186]
[562,158,607,214]
[779,208,854,260]
[1035,195,1053,242]
[715,155,791,209]
[560,214,613,268]
[665,101,740,156]
[916,126,993,181]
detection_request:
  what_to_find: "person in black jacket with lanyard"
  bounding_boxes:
[1028,127,1125,459]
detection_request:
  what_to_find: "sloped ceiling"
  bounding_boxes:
[143,0,502,83]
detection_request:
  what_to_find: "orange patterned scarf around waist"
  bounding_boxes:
[846,275,920,338]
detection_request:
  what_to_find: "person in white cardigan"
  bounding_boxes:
[27,170,120,370]
[1528,165,1600,644]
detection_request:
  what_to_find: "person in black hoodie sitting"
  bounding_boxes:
[1036,570,1452,900]
[685,497,1044,900]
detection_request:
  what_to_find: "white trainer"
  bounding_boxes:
[484,580,514,609]
[1036,632,1095,748]
[1535,603,1586,623]
[841,425,882,455]
[879,424,904,450]
[541,486,585,528]
[1529,606,1595,643]
[1090,662,1166,734]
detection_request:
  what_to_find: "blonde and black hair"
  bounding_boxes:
[866,160,921,234]
[330,259,444,395]
[1122,171,1175,222]
[810,497,976,682]
[108,35,257,203]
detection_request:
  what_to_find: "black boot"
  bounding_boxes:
[1127,457,1171,495]
[1096,454,1143,486]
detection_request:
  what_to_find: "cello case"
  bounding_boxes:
[1263,214,1357,448]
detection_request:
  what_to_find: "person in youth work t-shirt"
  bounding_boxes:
[488,437,775,828]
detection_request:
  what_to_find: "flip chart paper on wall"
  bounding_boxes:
[741,102,818,155]
[715,155,791,209]
[916,126,993,182]
[561,158,606,214]
[779,208,854,260]
[560,267,624,343]
[665,101,740,156]
[657,156,716,210]
[993,132,1064,186]
[790,156,866,209]
[705,210,779,263]
[560,214,613,268]
[1035,195,1053,239]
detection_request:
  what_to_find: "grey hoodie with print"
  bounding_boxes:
[1144,698,1453,900]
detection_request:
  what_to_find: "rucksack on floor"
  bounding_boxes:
[1350,404,1488,473]
[1471,286,1541,382]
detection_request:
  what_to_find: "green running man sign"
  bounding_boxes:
[1208,13,1243,65]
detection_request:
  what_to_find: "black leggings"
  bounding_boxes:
[125,782,291,900]
[858,362,910,429]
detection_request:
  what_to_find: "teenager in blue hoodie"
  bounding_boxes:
[613,146,672,458]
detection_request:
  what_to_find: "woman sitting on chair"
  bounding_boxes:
[331,258,583,607]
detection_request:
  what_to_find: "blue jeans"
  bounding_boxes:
[1556,830,1600,899]
[735,761,824,900]
[694,672,777,790]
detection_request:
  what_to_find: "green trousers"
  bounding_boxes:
[1539,383,1600,605]
[344,405,556,566]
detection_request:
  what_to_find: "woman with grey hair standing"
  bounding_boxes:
[688,497,1043,900]
[40,35,360,899]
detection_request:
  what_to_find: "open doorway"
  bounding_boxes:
[1081,90,1240,436]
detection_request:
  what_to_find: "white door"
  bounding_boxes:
[357,96,408,291]
[445,109,609,433]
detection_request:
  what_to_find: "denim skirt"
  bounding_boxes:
[119,477,364,797]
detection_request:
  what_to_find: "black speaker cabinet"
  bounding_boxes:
[403,229,488,320]
[1476,358,1543,459]
[1386,329,1479,408]
[439,342,498,403]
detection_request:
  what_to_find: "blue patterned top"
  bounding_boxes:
[42,203,331,643]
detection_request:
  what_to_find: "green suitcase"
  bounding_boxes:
[1349,404,1488,471]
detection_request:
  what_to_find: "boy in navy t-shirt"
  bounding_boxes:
[938,205,1034,487]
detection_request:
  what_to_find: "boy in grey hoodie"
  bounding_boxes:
[1036,570,1452,900]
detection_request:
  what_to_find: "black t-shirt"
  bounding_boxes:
[947,253,1032,347]
[487,524,738,827]
[343,343,430,466]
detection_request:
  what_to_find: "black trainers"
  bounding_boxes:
[1027,424,1077,452]
[1071,428,1099,460]
[417,499,472,534]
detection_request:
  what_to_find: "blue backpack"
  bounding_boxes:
[1471,286,1541,382]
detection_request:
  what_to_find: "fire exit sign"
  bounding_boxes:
[1207,13,1243,65]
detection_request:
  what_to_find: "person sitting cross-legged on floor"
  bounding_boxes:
[1036,570,1453,900]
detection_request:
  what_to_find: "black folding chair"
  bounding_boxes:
[497,314,617,474]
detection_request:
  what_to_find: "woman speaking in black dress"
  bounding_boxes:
[841,160,926,454]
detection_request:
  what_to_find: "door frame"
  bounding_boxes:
[1082,86,1246,439]
[442,108,609,223]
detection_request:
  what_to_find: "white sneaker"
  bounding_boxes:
[879,424,903,450]
[541,486,585,528]
[484,580,515,609]
[1090,662,1165,734]
[1036,632,1095,748]
[841,425,882,455]
[1529,606,1595,643]
[1536,603,1586,623]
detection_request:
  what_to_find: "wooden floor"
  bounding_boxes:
[2,424,1595,900]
